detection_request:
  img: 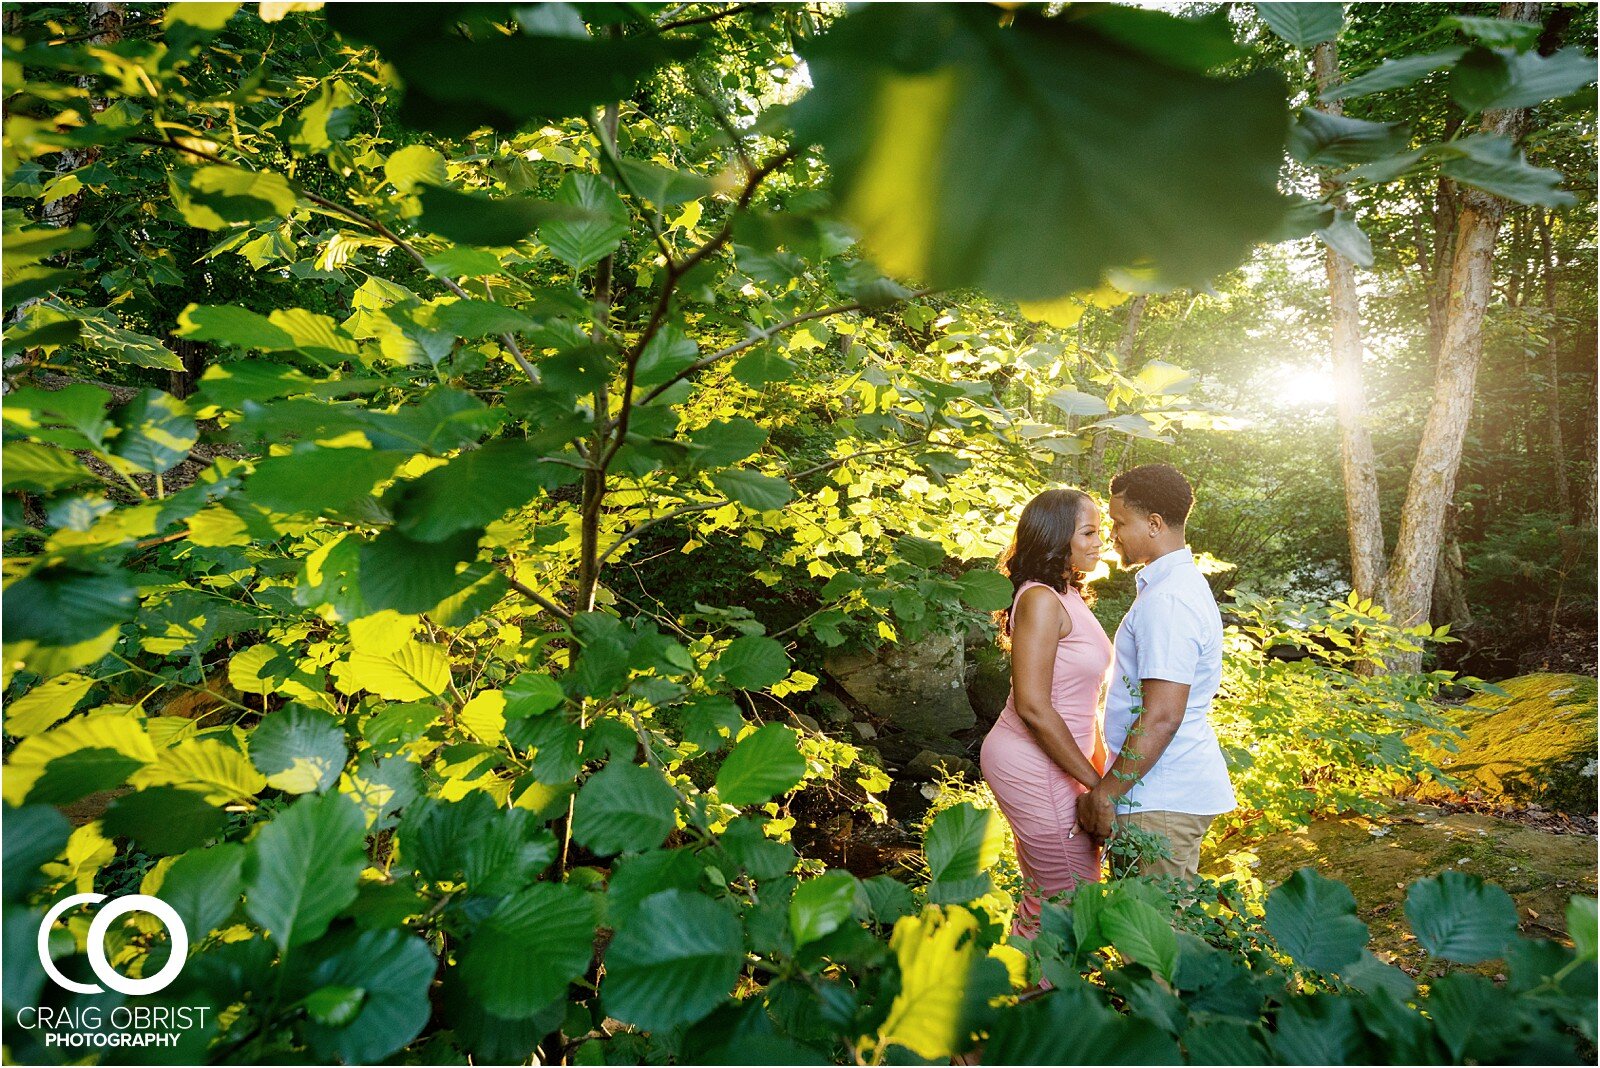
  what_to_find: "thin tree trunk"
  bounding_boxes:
[1535,209,1572,517]
[1431,505,1474,630]
[1087,295,1145,488]
[1313,40,1386,599]
[1382,2,1540,640]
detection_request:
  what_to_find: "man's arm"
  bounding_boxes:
[1077,679,1189,839]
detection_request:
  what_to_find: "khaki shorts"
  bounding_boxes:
[1110,810,1214,879]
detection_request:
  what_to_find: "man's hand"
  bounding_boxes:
[1076,787,1115,841]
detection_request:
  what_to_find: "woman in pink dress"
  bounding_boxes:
[980,488,1112,937]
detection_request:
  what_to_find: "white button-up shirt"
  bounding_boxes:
[1102,547,1236,816]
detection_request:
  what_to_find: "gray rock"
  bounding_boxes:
[811,692,853,725]
[906,749,978,781]
[824,629,976,746]
[966,641,1011,724]
[852,721,878,740]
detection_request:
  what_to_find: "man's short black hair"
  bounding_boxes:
[1110,463,1194,527]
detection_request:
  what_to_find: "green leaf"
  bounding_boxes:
[572,759,678,856]
[1,442,93,492]
[305,985,365,1028]
[603,888,743,1032]
[790,870,860,948]
[714,635,791,690]
[175,304,296,349]
[1256,3,1344,48]
[176,165,299,229]
[247,448,408,518]
[302,928,437,1064]
[243,790,367,950]
[392,440,571,542]
[1569,896,1597,962]
[461,882,601,1017]
[731,347,794,387]
[607,849,707,929]
[111,389,198,474]
[539,173,629,271]
[955,569,1013,612]
[250,704,347,794]
[923,802,1005,883]
[717,724,806,807]
[103,787,227,855]
[1266,867,1368,973]
[1321,48,1467,102]
[1270,995,1363,1065]
[359,527,483,614]
[1288,109,1410,166]
[711,469,793,511]
[1046,389,1110,417]
[797,5,1288,299]
[340,641,453,701]
[2,565,136,647]
[1449,45,1595,114]
[1404,871,1518,963]
[617,159,714,206]
[1442,15,1542,52]
[430,298,540,337]
[717,818,796,881]
[1101,897,1179,982]
[417,185,578,246]
[2,804,70,904]
[159,843,244,939]
[5,673,96,737]
[1438,133,1576,208]
[503,673,565,720]
[326,6,699,135]
[633,324,700,388]
[1316,209,1373,268]
[385,145,448,193]
[2,224,92,273]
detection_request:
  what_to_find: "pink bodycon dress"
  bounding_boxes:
[979,579,1114,937]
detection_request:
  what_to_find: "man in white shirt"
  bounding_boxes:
[1076,463,1235,878]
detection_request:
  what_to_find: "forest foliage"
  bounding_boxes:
[2,2,1596,1064]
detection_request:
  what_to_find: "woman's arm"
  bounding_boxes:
[1009,586,1102,792]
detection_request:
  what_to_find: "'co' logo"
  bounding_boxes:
[37,894,189,996]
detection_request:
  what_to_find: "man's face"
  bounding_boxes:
[1107,494,1149,566]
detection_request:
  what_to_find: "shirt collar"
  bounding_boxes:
[1135,546,1194,593]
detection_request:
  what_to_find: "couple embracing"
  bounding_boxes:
[979,464,1235,936]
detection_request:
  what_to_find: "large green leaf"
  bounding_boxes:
[247,448,408,519]
[1404,871,1518,963]
[103,787,227,854]
[326,6,698,136]
[358,528,483,614]
[716,724,806,806]
[249,703,347,794]
[1256,3,1344,48]
[1288,110,1410,166]
[417,185,579,246]
[338,641,452,700]
[571,759,677,856]
[1265,867,1368,974]
[384,144,448,193]
[1269,994,1364,1065]
[790,870,860,948]
[176,165,299,228]
[2,442,94,492]
[711,469,793,512]
[603,888,744,1032]
[402,793,554,894]
[111,389,198,474]
[175,304,296,350]
[392,439,573,542]
[797,5,1288,299]
[1101,897,1179,982]
[1438,134,1576,208]
[302,927,438,1064]
[1321,47,1467,101]
[1448,45,1596,114]
[713,635,791,690]
[539,172,629,271]
[242,790,368,950]
[2,565,136,647]
[158,843,245,939]
[956,569,1013,612]
[460,882,601,1018]
[923,802,1005,883]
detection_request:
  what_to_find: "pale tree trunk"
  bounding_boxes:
[1312,40,1386,599]
[1430,504,1474,630]
[1535,209,1572,517]
[1087,294,1145,487]
[1381,1,1541,649]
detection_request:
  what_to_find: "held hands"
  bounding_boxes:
[1076,787,1116,842]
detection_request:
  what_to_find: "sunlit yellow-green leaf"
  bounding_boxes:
[876,905,983,1060]
[5,672,96,737]
[337,641,452,700]
[2,712,158,806]
[132,738,268,803]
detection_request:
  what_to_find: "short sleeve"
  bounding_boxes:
[1133,592,1203,686]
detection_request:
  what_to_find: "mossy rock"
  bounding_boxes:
[1418,673,1597,814]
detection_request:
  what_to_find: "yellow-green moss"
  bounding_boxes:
[1419,673,1597,813]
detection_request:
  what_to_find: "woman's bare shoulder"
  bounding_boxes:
[1014,583,1070,634]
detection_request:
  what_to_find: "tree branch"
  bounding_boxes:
[501,569,574,621]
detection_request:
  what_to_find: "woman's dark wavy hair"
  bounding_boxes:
[995,488,1096,645]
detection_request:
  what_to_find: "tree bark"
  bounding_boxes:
[1312,40,1387,600]
[1086,295,1145,488]
[1535,209,1572,517]
[1382,2,1540,638]
[40,3,124,231]
[1431,505,1474,630]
